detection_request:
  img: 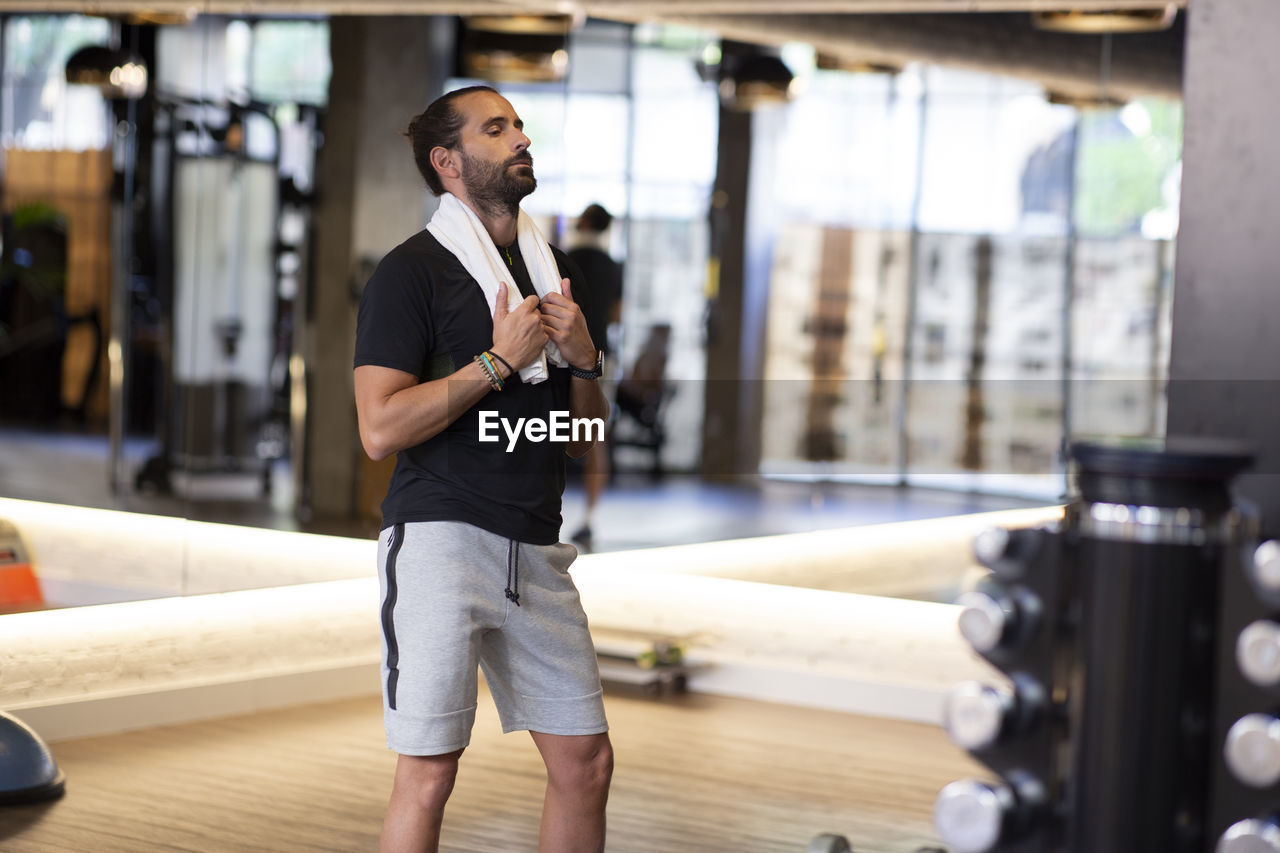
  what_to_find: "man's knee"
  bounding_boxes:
[394,750,463,809]
[547,736,613,794]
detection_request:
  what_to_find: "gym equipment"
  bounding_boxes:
[593,626,695,695]
[134,97,287,497]
[0,711,65,805]
[935,437,1260,852]
[805,834,852,853]
[811,436,1275,852]
[0,519,42,610]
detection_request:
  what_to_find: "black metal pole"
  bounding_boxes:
[1066,439,1252,853]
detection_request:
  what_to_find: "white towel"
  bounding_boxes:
[426,192,566,384]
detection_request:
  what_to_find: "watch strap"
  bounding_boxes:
[568,350,603,380]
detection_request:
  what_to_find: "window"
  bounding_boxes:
[251,20,330,106]
[449,21,720,472]
[2,15,112,150]
[760,58,1180,497]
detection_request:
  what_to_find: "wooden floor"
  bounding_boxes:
[0,686,985,852]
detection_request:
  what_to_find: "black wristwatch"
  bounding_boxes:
[568,350,603,380]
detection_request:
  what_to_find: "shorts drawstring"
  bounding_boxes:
[505,540,521,606]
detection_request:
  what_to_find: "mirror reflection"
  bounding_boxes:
[0,12,1183,613]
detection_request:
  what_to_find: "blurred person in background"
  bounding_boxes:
[566,203,623,548]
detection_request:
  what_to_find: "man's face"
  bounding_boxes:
[455,90,536,212]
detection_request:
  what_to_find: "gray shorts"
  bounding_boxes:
[377,520,608,756]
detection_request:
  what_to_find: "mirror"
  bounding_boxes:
[1,13,333,609]
[0,11,1184,613]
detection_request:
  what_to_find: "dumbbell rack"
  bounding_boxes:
[933,438,1280,853]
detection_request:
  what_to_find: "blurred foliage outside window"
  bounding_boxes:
[1075,98,1183,238]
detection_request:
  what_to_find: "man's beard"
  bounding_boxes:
[460,150,536,218]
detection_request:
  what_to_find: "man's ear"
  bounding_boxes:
[430,146,458,180]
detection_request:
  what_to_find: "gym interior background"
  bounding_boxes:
[1,2,1278,851]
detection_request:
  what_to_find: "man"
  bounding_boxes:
[566,203,623,548]
[353,85,612,853]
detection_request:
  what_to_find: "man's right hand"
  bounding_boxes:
[491,282,549,375]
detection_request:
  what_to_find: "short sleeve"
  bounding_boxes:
[354,250,434,377]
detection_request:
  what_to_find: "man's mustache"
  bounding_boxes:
[507,154,534,168]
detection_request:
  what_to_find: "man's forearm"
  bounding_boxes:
[357,362,497,460]
[565,376,609,457]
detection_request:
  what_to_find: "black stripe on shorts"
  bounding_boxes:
[381,523,405,710]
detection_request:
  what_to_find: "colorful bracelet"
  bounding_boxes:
[488,350,515,377]
[481,354,503,390]
[474,353,503,391]
[481,352,503,386]
[481,350,501,389]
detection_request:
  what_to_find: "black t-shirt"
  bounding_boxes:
[566,246,622,354]
[354,229,590,545]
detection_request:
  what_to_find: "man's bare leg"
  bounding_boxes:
[583,442,608,518]
[530,731,613,853]
[573,443,609,547]
[380,749,464,853]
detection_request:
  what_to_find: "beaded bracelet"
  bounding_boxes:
[474,353,504,391]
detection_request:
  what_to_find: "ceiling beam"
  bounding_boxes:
[575,0,1187,11]
[629,12,1184,101]
[0,1,1183,102]
[0,1,524,12]
[0,0,1188,14]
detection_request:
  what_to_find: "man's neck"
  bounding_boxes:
[453,191,518,246]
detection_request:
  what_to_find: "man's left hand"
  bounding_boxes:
[539,278,596,371]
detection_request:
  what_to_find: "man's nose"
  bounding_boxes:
[514,131,530,152]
